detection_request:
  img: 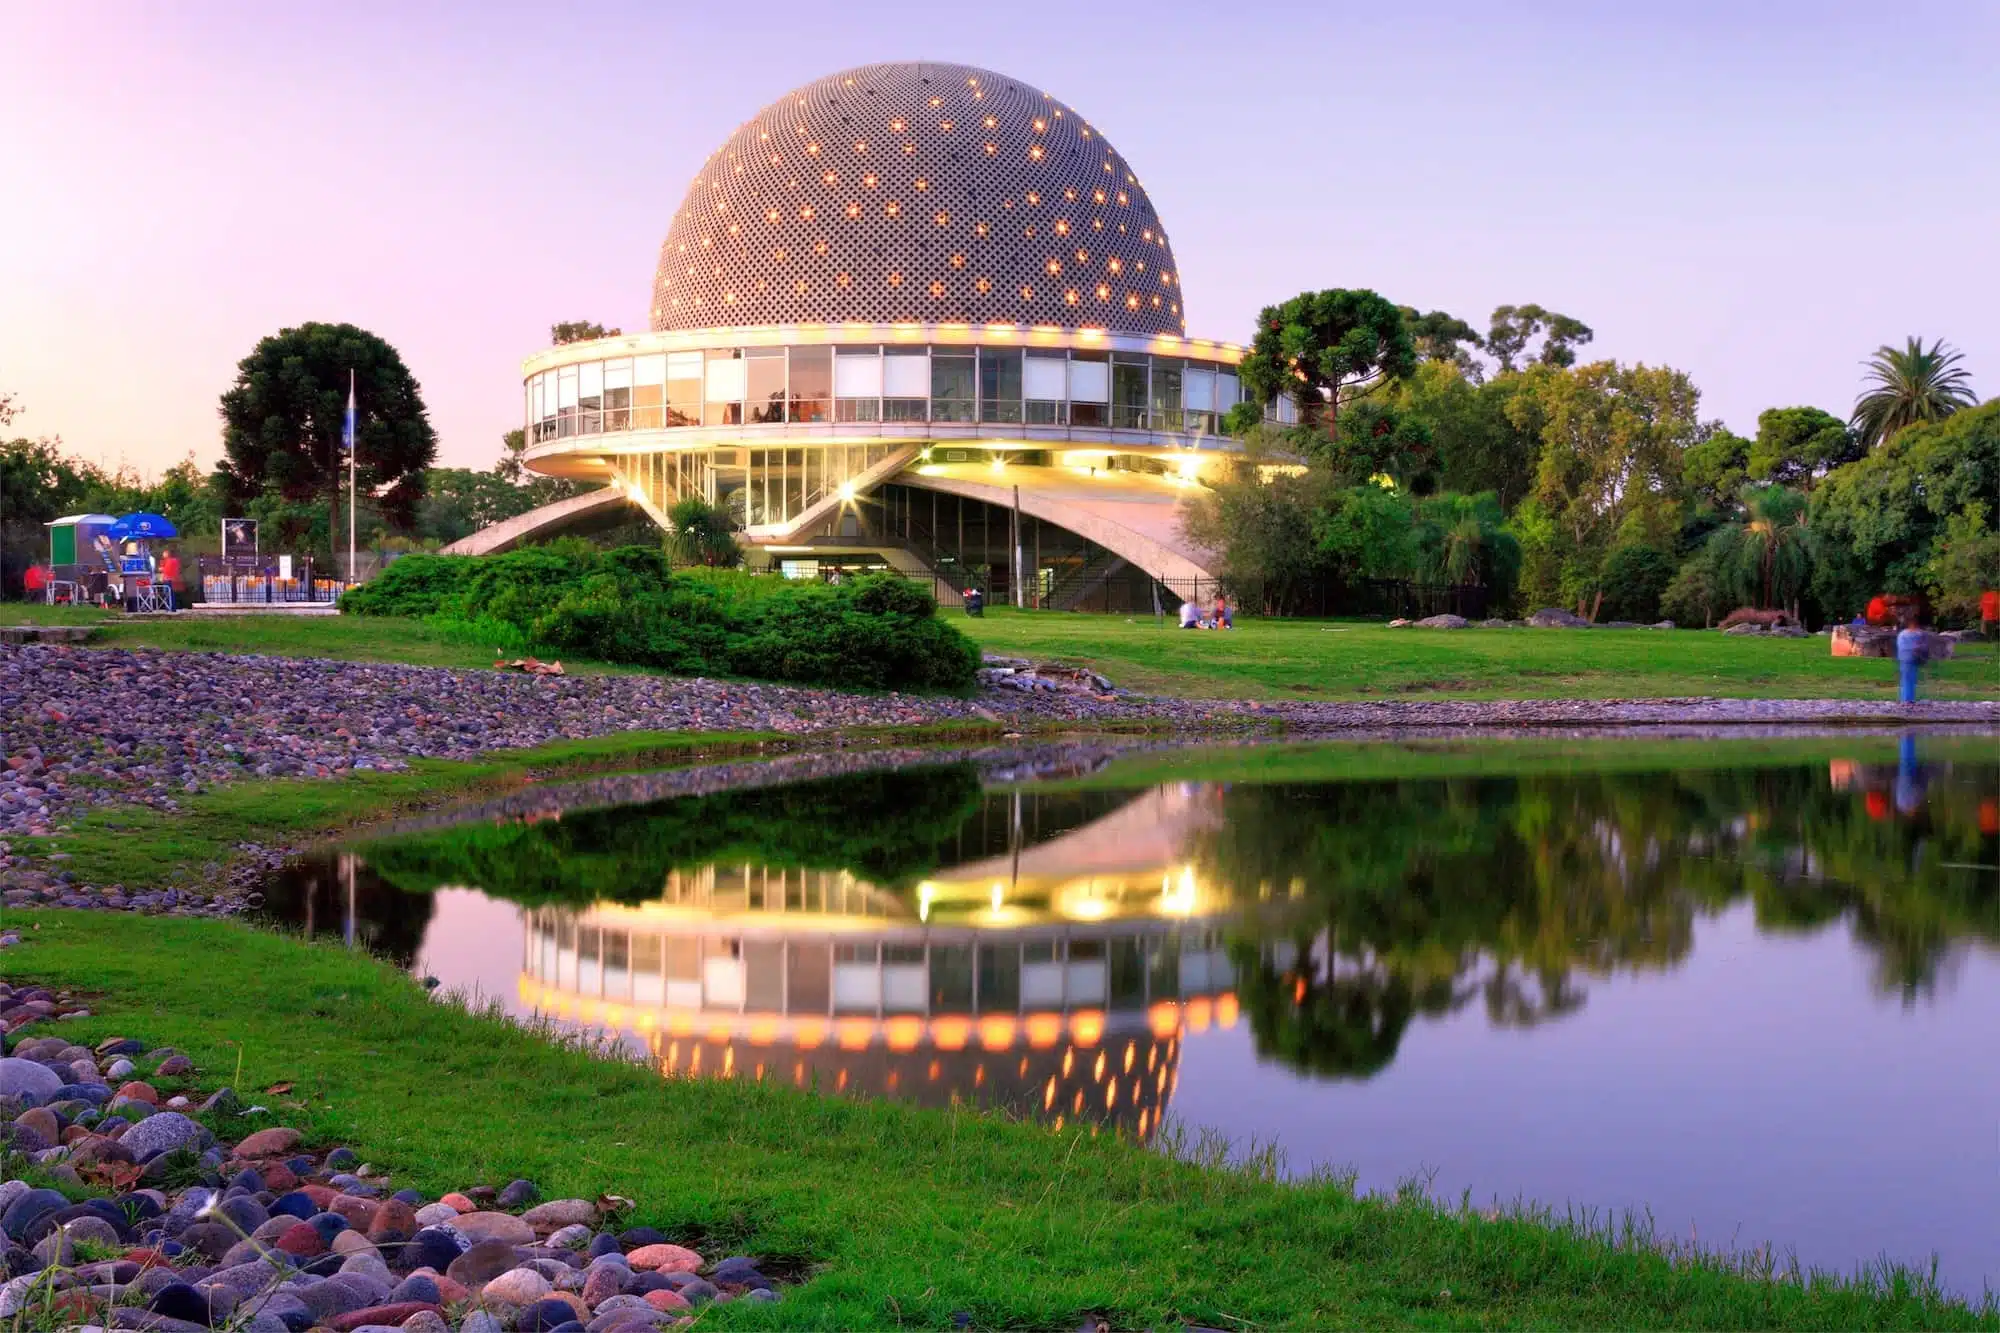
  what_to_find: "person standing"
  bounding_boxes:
[158,547,183,610]
[1895,614,1926,704]
[1981,587,1999,641]
[22,562,48,602]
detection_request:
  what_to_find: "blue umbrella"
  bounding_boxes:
[109,512,179,541]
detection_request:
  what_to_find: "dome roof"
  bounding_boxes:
[651,61,1185,337]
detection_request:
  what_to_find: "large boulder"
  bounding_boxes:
[0,1059,63,1104]
[1526,607,1592,629]
[1412,614,1469,629]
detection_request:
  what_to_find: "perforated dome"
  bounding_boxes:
[651,61,1185,336]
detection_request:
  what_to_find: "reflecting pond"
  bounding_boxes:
[264,733,2000,1296]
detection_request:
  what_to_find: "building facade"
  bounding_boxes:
[498,61,1248,608]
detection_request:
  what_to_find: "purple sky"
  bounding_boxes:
[5,1,1996,474]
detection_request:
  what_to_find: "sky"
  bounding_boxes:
[4,0,1997,476]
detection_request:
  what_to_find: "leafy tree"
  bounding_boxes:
[1391,363,1541,508]
[1327,397,1435,487]
[1749,406,1861,490]
[1923,503,2000,621]
[1181,456,1344,614]
[1661,546,1729,627]
[1485,304,1594,373]
[1412,491,1520,595]
[1850,337,1977,449]
[1230,289,1417,453]
[1812,399,2000,615]
[1397,307,1485,378]
[550,321,621,345]
[1507,361,1701,616]
[216,322,438,554]
[665,495,742,568]
[1681,426,1751,511]
[1597,544,1675,622]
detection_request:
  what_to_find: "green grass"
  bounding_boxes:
[4,912,1991,1330]
[1028,732,2000,792]
[961,609,2000,701]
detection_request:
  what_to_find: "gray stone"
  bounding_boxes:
[1527,607,1593,629]
[0,1058,62,1103]
[116,1110,211,1160]
[1411,614,1469,630]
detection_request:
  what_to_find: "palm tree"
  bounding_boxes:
[1851,337,1977,448]
[1733,484,1814,618]
[664,495,740,568]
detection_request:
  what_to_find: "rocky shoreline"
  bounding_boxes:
[6,642,1998,918]
[0,977,788,1332]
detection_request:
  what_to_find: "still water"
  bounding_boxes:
[265,734,2000,1295]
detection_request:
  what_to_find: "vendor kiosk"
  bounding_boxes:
[42,513,118,604]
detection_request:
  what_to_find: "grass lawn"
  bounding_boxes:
[15,730,803,890]
[4,911,1990,1330]
[962,609,2000,701]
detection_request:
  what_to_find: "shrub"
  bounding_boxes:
[342,547,978,691]
[339,553,477,616]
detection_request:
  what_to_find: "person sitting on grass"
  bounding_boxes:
[1179,597,1201,630]
[1214,595,1233,629]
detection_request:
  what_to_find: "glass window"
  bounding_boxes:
[1111,355,1148,429]
[603,358,632,432]
[1023,356,1066,402]
[745,348,786,424]
[834,347,882,397]
[883,347,929,397]
[835,347,882,423]
[556,366,578,438]
[667,351,702,426]
[632,355,665,431]
[931,353,974,423]
[1183,367,1215,413]
[578,361,603,435]
[1217,372,1241,412]
[789,346,832,423]
[978,347,1022,424]
[705,350,744,427]
[1068,351,1108,425]
[977,943,1020,1011]
[1150,357,1182,431]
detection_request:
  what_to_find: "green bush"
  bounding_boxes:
[1598,544,1676,623]
[341,545,979,690]
[339,553,476,616]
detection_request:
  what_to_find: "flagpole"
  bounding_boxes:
[346,369,357,586]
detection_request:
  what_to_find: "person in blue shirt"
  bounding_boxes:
[1894,614,1927,704]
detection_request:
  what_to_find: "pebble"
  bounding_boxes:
[0,975,801,1329]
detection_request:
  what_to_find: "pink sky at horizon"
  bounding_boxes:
[4,1,1996,477]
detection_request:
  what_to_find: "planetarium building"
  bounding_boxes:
[498,61,1245,608]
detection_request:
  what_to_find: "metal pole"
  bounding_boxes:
[347,369,357,585]
[1012,484,1023,609]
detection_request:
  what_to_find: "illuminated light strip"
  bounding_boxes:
[1184,997,1213,1033]
[1069,1010,1105,1047]
[978,1015,1018,1049]
[1146,1001,1181,1038]
[885,1016,925,1051]
[932,1016,972,1050]
[836,1018,875,1050]
[1024,1013,1064,1048]
[1215,992,1239,1028]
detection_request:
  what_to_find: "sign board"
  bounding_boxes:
[222,518,258,559]
[277,554,293,581]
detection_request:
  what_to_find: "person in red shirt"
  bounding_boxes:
[22,563,48,601]
[1981,587,1999,640]
[157,548,183,611]
[1865,594,1889,626]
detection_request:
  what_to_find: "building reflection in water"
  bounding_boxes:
[514,784,1238,1138]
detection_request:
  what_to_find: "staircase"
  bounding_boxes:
[1044,547,1130,611]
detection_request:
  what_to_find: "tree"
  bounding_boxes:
[664,495,742,568]
[1398,307,1485,379]
[1681,426,1751,511]
[216,323,437,555]
[1485,304,1594,373]
[1851,337,1977,449]
[1924,503,2000,622]
[1507,361,1701,616]
[1181,451,1345,614]
[1412,491,1520,596]
[1597,544,1675,622]
[1391,363,1542,508]
[1231,290,1417,454]
[550,321,621,345]
[1731,485,1815,616]
[1749,406,1861,491]
[1812,399,2000,614]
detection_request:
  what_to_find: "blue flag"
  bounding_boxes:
[343,371,356,453]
